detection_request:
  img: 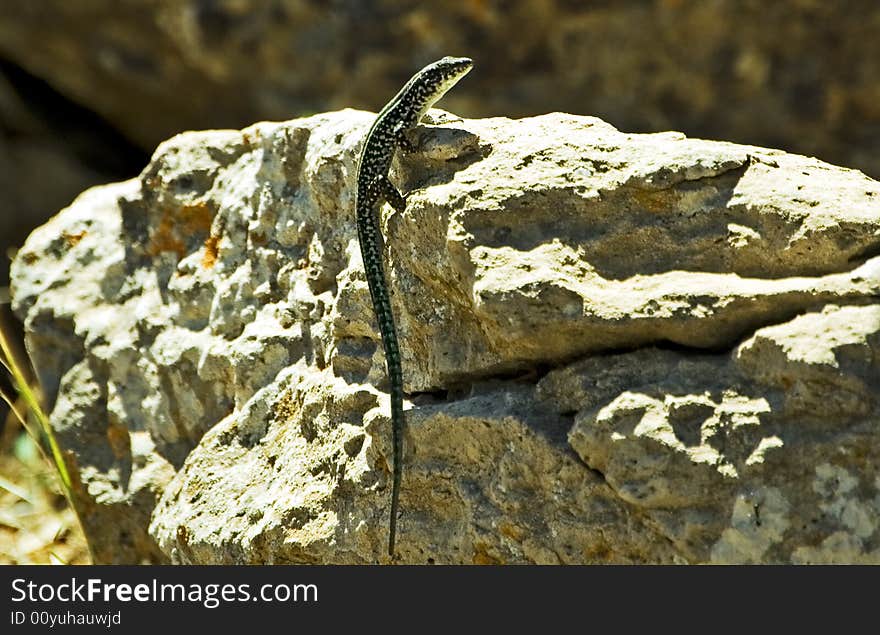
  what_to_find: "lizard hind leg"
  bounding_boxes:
[377,174,407,214]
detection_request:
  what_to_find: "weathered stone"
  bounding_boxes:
[562,303,880,563]
[11,109,880,563]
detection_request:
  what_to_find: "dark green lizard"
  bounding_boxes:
[355,56,473,556]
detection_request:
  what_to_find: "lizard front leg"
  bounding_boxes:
[393,121,416,154]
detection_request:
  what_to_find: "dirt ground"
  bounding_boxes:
[0,301,89,564]
[0,414,90,565]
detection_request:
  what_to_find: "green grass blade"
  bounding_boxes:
[0,325,72,492]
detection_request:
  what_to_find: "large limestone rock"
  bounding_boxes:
[11,109,880,563]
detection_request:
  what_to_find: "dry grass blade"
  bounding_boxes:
[0,389,52,471]
[0,322,72,492]
[0,315,92,564]
[49,551,69,565]
[0,472,33,503]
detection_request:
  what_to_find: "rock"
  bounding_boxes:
[0,2,878,179]
[562,303,880,563]
[10,109,880,563]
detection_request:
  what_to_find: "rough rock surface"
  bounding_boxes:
[0,1,878,179]
[11,109,880,564]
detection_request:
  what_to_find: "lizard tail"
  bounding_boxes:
[373,278,404,557]
[376,296,404,557]
[388,369,404,556]
[355,215,406,557]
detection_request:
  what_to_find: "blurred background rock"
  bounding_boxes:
[0,0,878,563]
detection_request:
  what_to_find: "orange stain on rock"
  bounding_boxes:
[147,200,215,259]
[62,230,87,247]
[202,234,220,269]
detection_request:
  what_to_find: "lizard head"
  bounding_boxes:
[409,56,474,117]
[422,56,473,93]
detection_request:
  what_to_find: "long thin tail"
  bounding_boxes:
[356,207,405,557]
[373,278,404,557]
[373,286,406,556]
[388,362,404,556]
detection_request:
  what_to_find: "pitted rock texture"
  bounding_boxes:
[11,110,880,563]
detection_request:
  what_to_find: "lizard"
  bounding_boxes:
[355,56,473,557]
